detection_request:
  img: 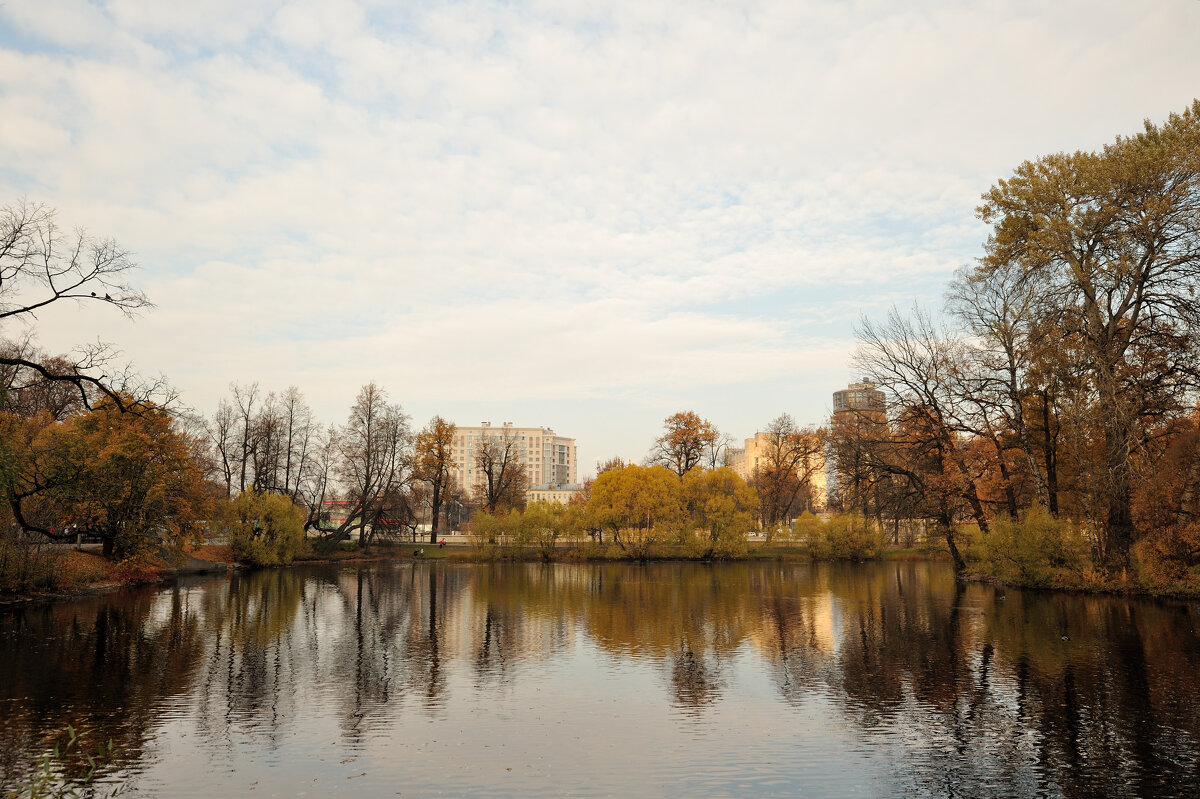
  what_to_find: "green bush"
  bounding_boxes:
[220,492,308,567]
[806,512,883,561]
[967,506,1089,586]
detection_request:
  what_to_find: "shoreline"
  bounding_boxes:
[5,543,1198,607]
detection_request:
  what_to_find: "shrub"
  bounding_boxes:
[968,506,1090,586]
[0,539,62,594]
[807,512,883,561]
[793,511,823,544]
[220,492,308,567]
[1133,521,1200,587]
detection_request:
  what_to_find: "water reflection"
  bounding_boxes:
[1,562,1198,798]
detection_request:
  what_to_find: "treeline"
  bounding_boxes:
[4,101,1200,594]
[831,100,1200,590]
[474,461,760,560]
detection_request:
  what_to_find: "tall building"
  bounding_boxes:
[827,379,888,508]
[450,422,577,500]
[832,379,886,413]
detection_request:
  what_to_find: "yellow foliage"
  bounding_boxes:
[802,512,883,561]
[587,464,683,538]
[966,506,1090,587]
[220,491,308,566]
[682,467,758,546]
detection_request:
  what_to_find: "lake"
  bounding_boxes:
[2,561,1199,798]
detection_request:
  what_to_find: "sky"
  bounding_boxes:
[2,0,1199,478]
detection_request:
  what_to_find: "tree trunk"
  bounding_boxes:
[940,508,965,572]
[1175,434,1200,527]
[429,483,441,545]
[1041,391,1059,516]
[1099,373,1136,570]
[1104,418,1135,570]
[993,436,1019,519]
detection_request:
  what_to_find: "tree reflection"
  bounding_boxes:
[0,582,207,787]
[2,562,1200,797]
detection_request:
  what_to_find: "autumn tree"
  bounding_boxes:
[0,341,86,420]
[414,415,457,544]
[682,467,758,550]
[586,464,683,553]
[474,427,528,513]
[975,100,1200,567]
[9,400,210,557]
[751,414,826,533]
[650,411,718,477]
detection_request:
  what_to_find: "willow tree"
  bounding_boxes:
[975,100,1200,569]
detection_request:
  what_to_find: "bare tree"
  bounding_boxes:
[705,427,735,470]
[307,383,411,551]
[207,399,238,497]
[474,427,528,513]
[853,307,995,570]
[231,382,260,493]
[0,199,160,412]
[279,386,315,499]
[752,413,826,531]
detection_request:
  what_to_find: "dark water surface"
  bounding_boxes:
[2,561,1199,798]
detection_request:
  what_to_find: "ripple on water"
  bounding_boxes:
[2,561,1200,798]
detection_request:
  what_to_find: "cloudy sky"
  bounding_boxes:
[2,0,1198,475]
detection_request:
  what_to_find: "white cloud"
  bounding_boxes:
[3,0,1200,469]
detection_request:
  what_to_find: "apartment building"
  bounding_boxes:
[450,422,577,500]
[832,379,886,413]
[827,379,887,507]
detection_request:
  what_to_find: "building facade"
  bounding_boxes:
[832,379,886,413]
[450,422,577,500]
[527,483,585,505]
[731,432,827,512]
[827,379,888,508]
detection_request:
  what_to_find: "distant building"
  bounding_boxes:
[832,378,885,414]
[726,447,746,477]
[731,432,827,512]
[450,422,577,500]
[527,483,585,505]
[827,378,888,508]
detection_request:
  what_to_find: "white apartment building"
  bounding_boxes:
[450,422,577,500]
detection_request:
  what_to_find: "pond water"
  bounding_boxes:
[2,561,1199,798]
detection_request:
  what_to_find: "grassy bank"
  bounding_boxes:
[0,542,174,603]
[8,529,1198,603]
